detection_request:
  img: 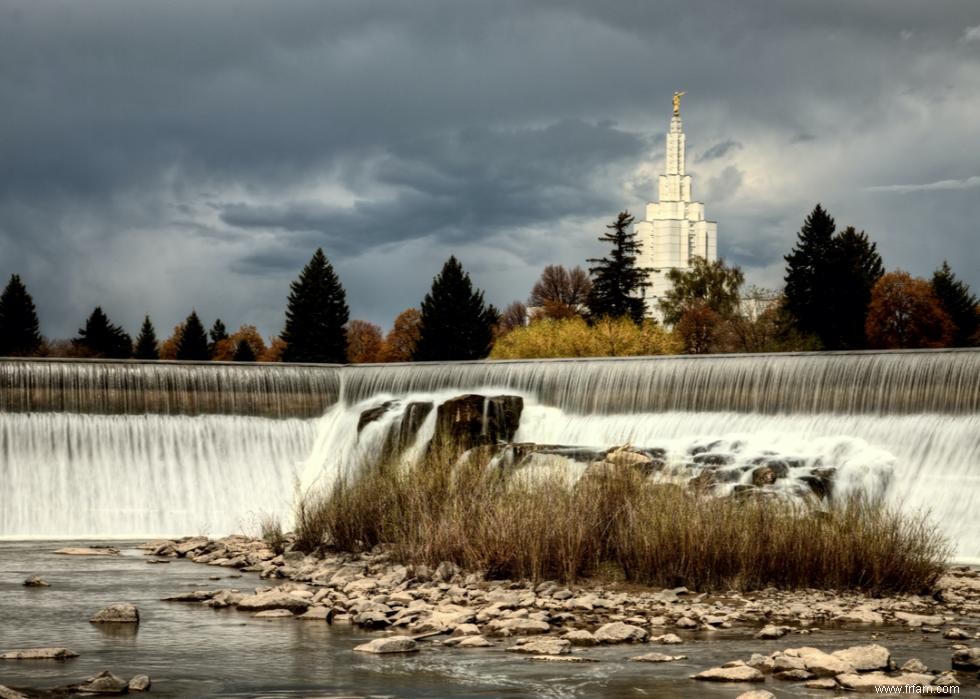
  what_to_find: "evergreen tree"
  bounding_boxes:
[658,256,745,326]
[587,211,650,323]
[824,226,884,349]
[208,318,228,356]
[133,315,160,360]
[414,256,497,361]
[932,261,980,347]
[281,248,350,363]
[232,338,257,362]
[784,204,837,346]
[0,274,43,356]
[73,307,133,358]
[175,310,210,360]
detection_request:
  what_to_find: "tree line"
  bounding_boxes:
[1,202,977,361]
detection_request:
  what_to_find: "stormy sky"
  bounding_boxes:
[2,1,979,340]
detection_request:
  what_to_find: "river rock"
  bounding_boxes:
[674,616,698,629]
[831,644,890,672]
[353,636,419,654]
[943,627,971,640]
[456,635,493,648]
[175,537,210,556]
[651,633,683,645]
[237,591,310,613]
[594,621,648,643]
[562,629,597,646]
[835,672,933,692]
[0,685,28,699]
[297,606,334,622]
[0,647,79,660]
[54,546,119,556]
[128,674,151,691]
[22,575,49,587]
[430,394,523,457]
[951,647,980,671]
[527,655,595,663]
[78,670,129,694]
[691,665,765,682]
[90,603,139,624]
[484,618,550,637]
[630,652,686,662]
[736,692,775,699]
[754,624,790,640]
[254,609,294,618]
[804,678,838,689]
[788,646,856,677]
[162,590,217,602]
[900,658,928,673]
[506,639,570,655]
[835,608,883,624]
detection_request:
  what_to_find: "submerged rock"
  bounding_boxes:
[692,665,765,682]
[630,652,686,663]
[594,621,648,644]
[353,636,419,654]
[54,546,119,556]
[90,603,140,624]
[78,670,129,694]
[237,591,310,613]
[951,647,980,672]
[22,575,49,587]
[754,624,790,640]
[506,638,570,655]
[0,647,79,660]
[0,685,28,699]
[128,674,152,691]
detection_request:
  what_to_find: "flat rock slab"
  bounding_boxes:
[835,671,933,692]
[594,621,648,644]
[0,685,28,699]
[736,692,776,699]
[0,647,79,660]
[237,591,310,613]
[630,652,686,663]
[692,665,765,682]
[527,655,596,663]
[54,547,119,556]
[90,603,139,624]
[354,636,419,654]
[831,644,890,672]
[507,639,571,655]
[254,609,295,618]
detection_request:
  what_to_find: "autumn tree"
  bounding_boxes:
[529,265,591,319]
[659,256,744,326]
[259,337,287,362]
[932,261,979,347]
[675,301,725,354]
[587,211,650,322]
[73,307,132,358]
[865,271,954,349]
[379,308,422,362]
[159,324,184,360]
[211,325,267,361]
[0,274,43,356]
[176,310,210,360]
[133,315,160,359]
[282,248,349,363]
[414,256,497,361]
[346,320,384,363]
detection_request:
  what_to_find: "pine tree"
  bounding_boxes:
[824,226,884,349]
[209,318,228,357]
[587,211,650,323]
[232,338,257,362]
[932,261,980,347]
[281,248,350,363]
[73,307,133,358]
[0,274,43,357]
[414,256,497,361]
[784,204,837,346]
[133,315,160,359]
[175,310,210,360]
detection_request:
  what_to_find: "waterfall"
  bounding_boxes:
[1,350,978,560]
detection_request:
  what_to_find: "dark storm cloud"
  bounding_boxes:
[1,0,979,337]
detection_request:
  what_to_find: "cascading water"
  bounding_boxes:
[1,350,978,560]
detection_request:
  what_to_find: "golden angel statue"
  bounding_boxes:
[673,91,685,116]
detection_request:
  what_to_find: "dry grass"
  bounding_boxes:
[258,513,287,555]
[293,447,949,594]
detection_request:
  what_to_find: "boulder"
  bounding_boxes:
[54,547,119,556]
[353,636,419,654]
[237,591,310,613]
[0,685,28,699]
[630,652,686,663]
[736,692,775,699]
[804,678,838,689]
[835,608,883,624]
[754,624,790,640]
[128,675,151,691]
[78,670,129,694]
[594,621,648,644]
[430,394,523,457]
[951,647,980,672]
[774,668,815,681]
[943,627,971,640]
[174,537,210,556]
[456,635,493,648]
[831,644,890,672]
[297,606,334,622]
[900,658,928,673]
[90,603,139,624]
[506,639,570,655]
[0,647,79,660]
[651,633,683,645]
[254,609,294,618]
[23,575,49,587]
[789,646,856,677]
[835,672,932,692]
[562,629,597,646]
[894,611,943,627]
[484,618,550,637]
[691,665,765,682]
[674,616,698,629]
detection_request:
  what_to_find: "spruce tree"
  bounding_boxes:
[134,315,160,359]
[175,310,210,360]
[232,338,257,362]
[0,274,43,357]
[783,204,837,346]
[414,256,497,361]
[932,261,980,347]
[281,248,350,363]
[824,227,884,349]
[587,211,650,323]
[209,319,228,356]
[73,307,133,358]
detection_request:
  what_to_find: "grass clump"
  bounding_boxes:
[293,448,949,595]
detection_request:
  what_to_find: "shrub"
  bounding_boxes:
[490,316,681,359]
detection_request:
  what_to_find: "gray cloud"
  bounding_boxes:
[2,0,980,338]
[865,176,980,192]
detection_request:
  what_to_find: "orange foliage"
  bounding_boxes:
[346,320,384,363]
[159,324,184,360]
[212,325,267,361]
[379,308,422,362]
[865,271,955,349]
[676,301,725,354]
[260,337,286,362]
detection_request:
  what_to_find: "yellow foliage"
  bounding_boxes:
[490,316,681,359]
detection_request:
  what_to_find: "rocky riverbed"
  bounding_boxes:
[131,534,980,695]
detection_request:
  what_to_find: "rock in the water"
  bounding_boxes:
[790,646,855,677]
[0,647,79,660]
[527,655,594,663]
[900,658,929,673]
[430,394,523,458]
[54,547,119,556]
[562,629,597,646]
[692,665,765,682]
[237,591,310,613]
[506,639,571,655]
[254,609,294,618]
[835,608,883,624]
[484,618,550,637]
[754,624,790,640]
[944,627,971,640]
[674,616,698,629]
[22,575,49,587]
[630,652,686,663]
[836,672,932,692]
[804,678,838,689]
[297,606,334,622]
[0,685,28,699]
[951,647,980,672]
[456,635,493,648]
[353,636,419,654]
[128,674,151,691]
[90,603,139,624]
[651,633,684,645]
[736,692,776,699]
[594,621,648,643]
[831,644,890,672]
[78,670,129,694]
